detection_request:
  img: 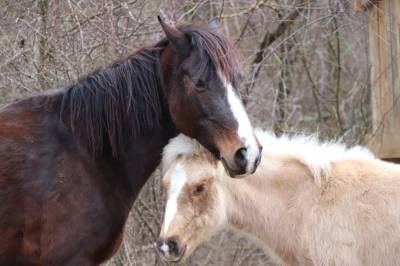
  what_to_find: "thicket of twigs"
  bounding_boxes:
[0,0,369,265]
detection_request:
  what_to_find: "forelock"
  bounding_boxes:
[179,24,240,85]
[161,134,204,175]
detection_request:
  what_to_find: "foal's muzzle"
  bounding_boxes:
[157,236,186,262]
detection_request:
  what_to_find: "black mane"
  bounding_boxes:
[61,43,167,157]
[60,24,238,157]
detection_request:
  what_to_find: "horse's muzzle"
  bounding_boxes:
[221,145,262,178]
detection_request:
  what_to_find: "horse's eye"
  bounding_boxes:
[194,184,206,194]
[195,80,207,92]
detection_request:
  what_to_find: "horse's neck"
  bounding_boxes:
[223,155,316,263]
[114,115,176,197]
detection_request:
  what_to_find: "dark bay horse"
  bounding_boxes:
[0,17,262,265]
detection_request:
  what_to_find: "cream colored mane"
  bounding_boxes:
[162,129,375,186]
[161,134,203,174]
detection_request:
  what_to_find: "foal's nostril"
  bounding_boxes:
[234,147,248,171]
[158,237,186,261]
[166,238,178,253]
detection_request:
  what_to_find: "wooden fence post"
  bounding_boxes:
[364,0,400,161]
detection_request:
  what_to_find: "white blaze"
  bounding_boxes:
[221,73,259,172]
[163,163,187,234]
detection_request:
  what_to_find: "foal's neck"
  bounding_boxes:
[223,155,316,264]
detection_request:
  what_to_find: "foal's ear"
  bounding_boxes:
[157,16,190,58]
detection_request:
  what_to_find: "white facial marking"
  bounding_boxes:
[220,73,259,172]
[163,163,187,234]
[161,243,169,254]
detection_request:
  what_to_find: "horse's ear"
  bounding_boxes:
[157,16,190,58]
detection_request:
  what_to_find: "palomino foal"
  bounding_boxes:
[158,130,400,265]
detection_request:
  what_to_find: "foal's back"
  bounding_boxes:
[304,158,400,266]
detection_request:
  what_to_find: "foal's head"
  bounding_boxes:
[158,17,262,177]
[157,135,226,262]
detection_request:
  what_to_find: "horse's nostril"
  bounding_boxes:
[234,147,248,171]
[251,153,262,174]
[255,154,261,167]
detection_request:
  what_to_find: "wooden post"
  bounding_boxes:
[355,0,377,10]
[364,0,400,161]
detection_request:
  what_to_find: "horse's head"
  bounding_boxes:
[157,135,227,263]
[158,17,262,177]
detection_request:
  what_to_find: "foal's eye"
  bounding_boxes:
[194,184,206,195]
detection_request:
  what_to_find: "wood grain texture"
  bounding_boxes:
[368,0,400,158]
